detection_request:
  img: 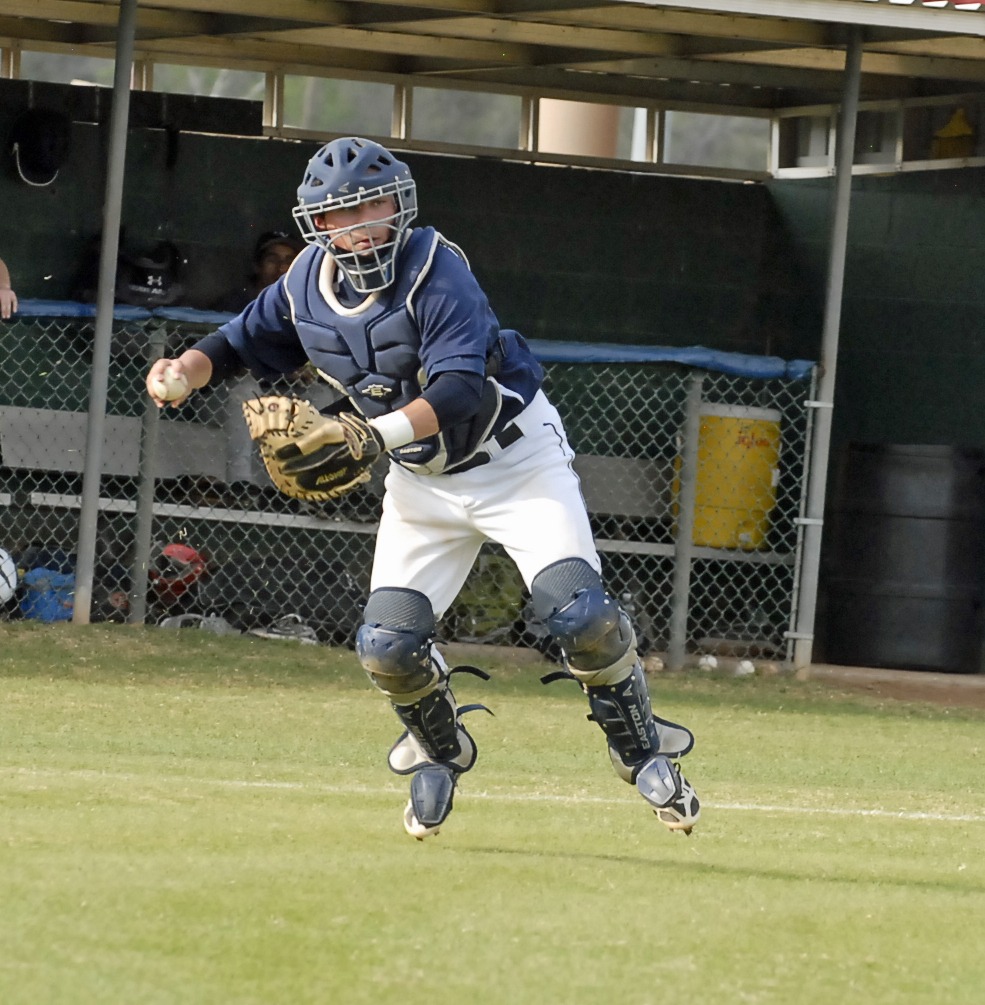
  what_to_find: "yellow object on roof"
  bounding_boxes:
[936,108,975,137]
[932,107,977,157]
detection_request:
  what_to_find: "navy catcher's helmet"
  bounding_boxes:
[292,137,417,293]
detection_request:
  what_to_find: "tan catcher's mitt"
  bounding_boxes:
[242,395,383,501]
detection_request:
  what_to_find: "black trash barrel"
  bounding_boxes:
[821,444,985,673]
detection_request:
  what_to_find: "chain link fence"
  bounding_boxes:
[0,306,816,666]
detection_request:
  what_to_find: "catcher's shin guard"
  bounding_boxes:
[355,587,489,838]
[580,660,694,782]
[388,664,491,839]
[390,685,482,840]
[582,667,700,835]
[385,666,485,776]
[532,559,694,775]
[636,755,701,835]
[403,764,458,840]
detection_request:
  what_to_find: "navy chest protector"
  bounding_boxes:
[284,228,512,474]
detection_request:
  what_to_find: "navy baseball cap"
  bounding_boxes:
[253,230,303,263]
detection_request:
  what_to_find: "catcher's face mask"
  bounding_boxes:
[292,136,417,294]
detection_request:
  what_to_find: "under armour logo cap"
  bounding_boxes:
[253,229,304,263]
[8,107,71,187]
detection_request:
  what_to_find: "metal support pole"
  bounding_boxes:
[792,27,863,667]
[668,372,704,670]
[72,0,138,624]
[128,324,167,625]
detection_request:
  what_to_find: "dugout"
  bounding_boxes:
[4,1,985,671]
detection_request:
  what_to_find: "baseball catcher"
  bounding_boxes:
[241,395,382,500]
[146,136,700,841]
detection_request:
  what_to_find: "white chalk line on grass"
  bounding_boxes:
[4,766,985,824]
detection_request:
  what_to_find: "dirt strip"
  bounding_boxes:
[798,663,985,710]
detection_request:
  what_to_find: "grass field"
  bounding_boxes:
[2,623,984,1005]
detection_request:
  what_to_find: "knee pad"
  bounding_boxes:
[356,588,439,700]
[531,558,635,677]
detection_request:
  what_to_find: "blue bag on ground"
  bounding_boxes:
[20,568,75,622]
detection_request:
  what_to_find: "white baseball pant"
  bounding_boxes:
[371,390,601,618]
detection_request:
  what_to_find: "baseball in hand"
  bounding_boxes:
[150,365,189,402]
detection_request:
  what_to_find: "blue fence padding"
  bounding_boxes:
[14,300,235,324]
[152,306,237,325]
[526,339,815,380]
[12,301,815,379]
[16,301,238,325]
[15,299,153,321]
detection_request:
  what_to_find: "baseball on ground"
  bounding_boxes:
[150,365,189,402]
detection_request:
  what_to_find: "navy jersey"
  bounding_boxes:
[202,227,543,473]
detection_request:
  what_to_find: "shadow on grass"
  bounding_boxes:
[455,842,985,895]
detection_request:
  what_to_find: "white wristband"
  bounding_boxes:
[368,410,417,451]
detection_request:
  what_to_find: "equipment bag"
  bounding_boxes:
[20,568,75,622]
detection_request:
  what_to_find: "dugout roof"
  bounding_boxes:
[2,1,985,113]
